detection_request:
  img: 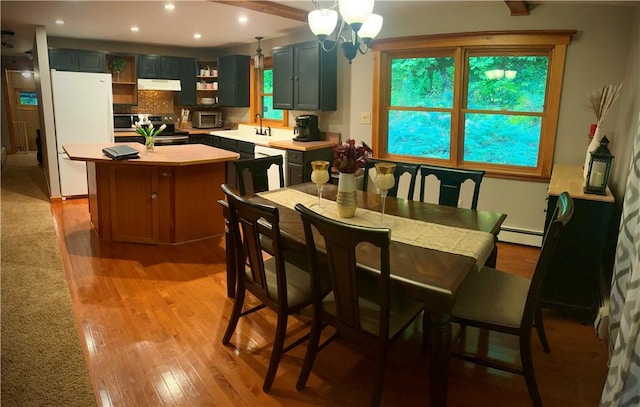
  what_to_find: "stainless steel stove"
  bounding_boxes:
[147,114,189,145]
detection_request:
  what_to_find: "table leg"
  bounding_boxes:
[426,312,451,407]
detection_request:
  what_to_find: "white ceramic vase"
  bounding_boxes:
[336,172,357,218]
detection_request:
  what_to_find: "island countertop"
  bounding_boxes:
[64,143,240,166]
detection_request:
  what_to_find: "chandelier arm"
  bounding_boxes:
[312,0,338,10]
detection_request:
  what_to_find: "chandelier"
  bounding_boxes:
[308,0,383,64]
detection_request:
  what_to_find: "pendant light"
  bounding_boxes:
[254,36,264,69]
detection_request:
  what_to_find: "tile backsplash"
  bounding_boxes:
[113,90,178,115]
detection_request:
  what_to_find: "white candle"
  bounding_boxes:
[589,171,605,187]
[375,173,395,190]
[311,170,329,185]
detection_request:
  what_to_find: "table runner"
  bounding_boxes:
[258,188,495,269]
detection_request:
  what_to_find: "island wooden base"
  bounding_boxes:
[87,161,226,244]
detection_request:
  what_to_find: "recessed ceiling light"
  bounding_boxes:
[165,4,175,11]
[193,33,202,39]
[21,71,32,78]
[131,26,139,32]
[238,16,248,23]
[55,19,64,25]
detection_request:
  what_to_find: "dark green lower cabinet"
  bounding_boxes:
[287,148,332,185]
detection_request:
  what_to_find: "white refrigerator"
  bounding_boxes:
[51,70,114,197]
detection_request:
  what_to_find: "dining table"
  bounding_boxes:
[220,182,506,407]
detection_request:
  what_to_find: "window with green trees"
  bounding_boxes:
[261,68,281,120]
[252,57,287,126]
[373,31,574,180]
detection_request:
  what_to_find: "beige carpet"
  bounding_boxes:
[1,153,97,406]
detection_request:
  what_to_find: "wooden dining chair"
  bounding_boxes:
[362,158,420,199]
[450,191,574,407]
[220,184,311,392]
[418,165,485,209]
[294,203,425,407]
[234,155,284,195]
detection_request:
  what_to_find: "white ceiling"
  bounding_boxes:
[0,0,492,57]
[3,1,628,58]
[0,1,319,56]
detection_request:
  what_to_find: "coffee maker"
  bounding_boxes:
[293,115,320,142]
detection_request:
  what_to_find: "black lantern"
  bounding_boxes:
[584,135,614,195]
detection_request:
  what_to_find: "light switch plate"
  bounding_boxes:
[361,112,371,125]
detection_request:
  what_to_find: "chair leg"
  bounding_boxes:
[422,311,429,353]
[520,334,543,407]
[534,307,551,353]
[296,314,323,391]
[370,345,389,407]
[263,312,288,392]
[224,221,237,299]
[222,287,245,345]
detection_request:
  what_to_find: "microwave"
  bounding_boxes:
[113,114,136,132]
[192,111,222,129]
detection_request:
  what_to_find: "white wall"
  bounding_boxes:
[34,26,59,198]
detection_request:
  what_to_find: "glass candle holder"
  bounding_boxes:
[374,162,396,223]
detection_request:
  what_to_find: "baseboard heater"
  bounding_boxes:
[498,225,544,247]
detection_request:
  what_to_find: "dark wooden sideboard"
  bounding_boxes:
[541,165,615,322]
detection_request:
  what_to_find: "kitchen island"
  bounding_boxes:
[64,143,239,244]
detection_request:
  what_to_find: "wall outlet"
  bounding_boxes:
[360,112,371,125]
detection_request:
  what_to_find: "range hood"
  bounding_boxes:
[137,78,181,91]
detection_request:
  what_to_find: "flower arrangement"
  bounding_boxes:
[132,114,166,139]
[332,139,372,174]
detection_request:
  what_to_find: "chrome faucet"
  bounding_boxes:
[255,113,269,136]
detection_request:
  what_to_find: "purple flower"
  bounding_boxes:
[332,139,373,174]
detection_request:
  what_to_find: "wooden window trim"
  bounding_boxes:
[250,57,289,127]
[371,30,575,182]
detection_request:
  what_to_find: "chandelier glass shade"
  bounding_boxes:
[308,0,383,64]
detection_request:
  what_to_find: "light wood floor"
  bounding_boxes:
[51,197,608,407]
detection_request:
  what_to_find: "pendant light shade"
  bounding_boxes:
[358,13,383,43]
[338,0,374,31]
[308,9,339,41]
[254,36,264,69]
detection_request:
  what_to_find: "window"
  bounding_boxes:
[251,57,288,127]
[372,31,574,180]
[15,89,38,110]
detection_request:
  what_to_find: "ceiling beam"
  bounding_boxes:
[505,1,530,16]
[209,1,308,22]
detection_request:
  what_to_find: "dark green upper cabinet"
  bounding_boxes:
[49,49,106,73]
[217,55,250,107]
[160,56,181,79]
[137,55,185,80]
[272,41,337,111]
[137,55,160,78]
[179,58,197,105]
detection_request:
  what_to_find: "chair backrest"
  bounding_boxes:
[234,155,285,196]
[523,191,574,329]
[363,159,420,199]
[419,165,485,209]
[221,183,289,309]
[295,203,392,339]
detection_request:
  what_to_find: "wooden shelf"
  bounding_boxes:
[107,54,137,105]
